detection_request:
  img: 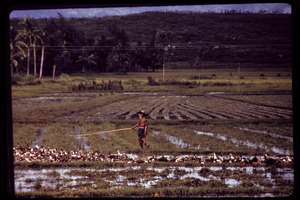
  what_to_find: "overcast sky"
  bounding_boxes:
[9,3,292,19]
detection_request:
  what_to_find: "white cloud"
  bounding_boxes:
[283,6,292,14]
[65,10,79,15]
[9,3,291,19]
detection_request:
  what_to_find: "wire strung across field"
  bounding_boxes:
[26,44,291,51]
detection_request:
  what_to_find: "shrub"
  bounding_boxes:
[59,73,70,80]
[11,73,43,85]
[11,73,24,83]
[27,79,42,85]
[23,74,35,82]
[148,77,200,87]
[164,80,199,86]
[202,81,233,87]
[147,76,157,86]
[188,75,211,80]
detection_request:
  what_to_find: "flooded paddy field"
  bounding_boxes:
[14,161,293,197]
[12,119,293,156]
[12,92,292,122]
[14,140,294,198]
[12,84,293,197]
[69,93,292,121]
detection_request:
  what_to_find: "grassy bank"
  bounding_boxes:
[11,68,292,99]
[15,184,292,198]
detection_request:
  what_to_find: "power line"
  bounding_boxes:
[26,43,290,52]
[20,43,290,53]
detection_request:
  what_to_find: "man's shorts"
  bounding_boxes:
[138,128,145,138]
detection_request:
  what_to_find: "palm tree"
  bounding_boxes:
[76,50,97,72]
[10,26,28,76]
[17,15,45,77]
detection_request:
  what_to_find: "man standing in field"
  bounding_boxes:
[131,110,150,149]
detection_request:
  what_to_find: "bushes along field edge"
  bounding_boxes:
[68,80,124,92]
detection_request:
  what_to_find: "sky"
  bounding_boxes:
[9,3,292,19]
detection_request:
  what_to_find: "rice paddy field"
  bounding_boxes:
[11,68,294,198]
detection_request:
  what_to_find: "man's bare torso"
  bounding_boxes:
[139,117,147,128]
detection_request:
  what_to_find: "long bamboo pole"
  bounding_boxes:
[67,127,132,137]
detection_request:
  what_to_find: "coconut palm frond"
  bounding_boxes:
[15,15,45,76]
[16,40,28,48]
[12,59,18,67]
[89,60,98,66]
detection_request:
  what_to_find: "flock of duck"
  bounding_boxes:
[13,144,293,166]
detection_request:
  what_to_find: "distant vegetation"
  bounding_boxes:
[9,11,291,77]
[68,80,123,92]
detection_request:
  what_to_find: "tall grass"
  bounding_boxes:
[69,80,123,92]
[147,76,235,88]
[11,69,292,100]
[147,76,201,87]
[11,73,42,85]
[15,186,268,198]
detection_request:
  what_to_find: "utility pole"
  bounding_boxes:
[163,53,165,82]
[39,46,44,79]
[162,45,175,83]
[53,65,56,79]
[237,63,240,93]
[154,28,167,83]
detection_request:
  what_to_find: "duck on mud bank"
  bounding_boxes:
[13,144,293,166]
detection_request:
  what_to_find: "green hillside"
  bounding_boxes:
[84,12,291,64]
[83,11,291,45]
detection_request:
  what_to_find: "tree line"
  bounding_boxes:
[10,11,291,78]
[10,14,169,78]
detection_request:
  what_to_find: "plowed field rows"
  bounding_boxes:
[85,94,292,121]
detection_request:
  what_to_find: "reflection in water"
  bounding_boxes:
[74,126,91,152]
[15,165,293,193]
[194,130,292,155]
[152,131,201,150]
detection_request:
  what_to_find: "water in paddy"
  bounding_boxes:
[15,165,293,195]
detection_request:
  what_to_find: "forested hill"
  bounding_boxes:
[10,11,292,74]
[14,11,291,46]
[81,11,291,46]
